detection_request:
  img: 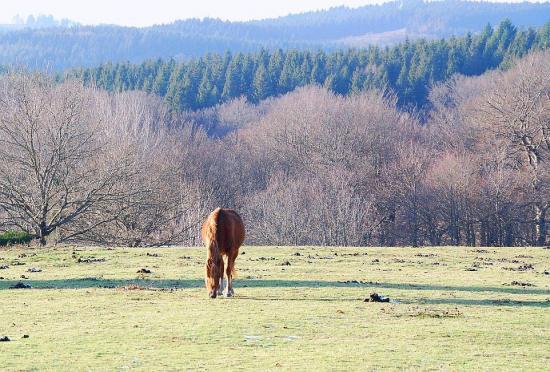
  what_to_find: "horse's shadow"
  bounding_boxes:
[0,278,548,307]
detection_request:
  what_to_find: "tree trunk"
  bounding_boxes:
[36,220,49,246]
[466,220,476,247]
[535,204,547,246]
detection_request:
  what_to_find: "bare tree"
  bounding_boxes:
[425,152,479,245]
[61,92,215,246]
[473,51,550,245]
[0,72,138,245]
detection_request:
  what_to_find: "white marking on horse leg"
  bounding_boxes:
[225,275,234,297]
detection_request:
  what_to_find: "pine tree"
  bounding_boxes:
[311,51,327,85]
[152,60,174,97]
[350,69,365,94]
[222,54,242,101]
[268,49,284,93]
[197,71,216,108]
[252,62,271,103]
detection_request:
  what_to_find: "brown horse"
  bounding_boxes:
[201,208,245,298]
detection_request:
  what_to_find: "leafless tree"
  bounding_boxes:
[473,51,550,245]
[61,92,215,246]
[0,72,138,245]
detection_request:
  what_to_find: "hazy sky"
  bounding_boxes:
[0,0,546,26]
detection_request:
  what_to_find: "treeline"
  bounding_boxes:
[67,20,550,111]
[1,50,548,247]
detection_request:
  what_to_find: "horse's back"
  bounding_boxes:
[217,209,245,255]
[202,208,244,255]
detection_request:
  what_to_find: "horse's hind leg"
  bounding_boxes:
[217,258,225,296]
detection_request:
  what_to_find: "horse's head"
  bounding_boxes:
[205,259,220,298]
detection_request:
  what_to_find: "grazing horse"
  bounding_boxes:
[201,208,245,298]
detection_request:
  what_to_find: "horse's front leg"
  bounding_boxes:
[225,255,235,297]
[217,258,225,296]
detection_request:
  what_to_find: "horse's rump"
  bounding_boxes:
[202,208,245,257]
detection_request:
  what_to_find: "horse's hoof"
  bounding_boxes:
[225,290,234,298]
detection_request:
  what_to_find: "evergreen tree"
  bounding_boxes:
[310,51,327,85]
[222,54,242,101]
[253,62,271,103]
[152,60,174,97]
[350,69,366,94]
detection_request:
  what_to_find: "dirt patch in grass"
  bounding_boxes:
[339,252,368,257]
[504,281,536,287]
[76,256,106,264]
[117,284,176,292]
[249,256,275,261]
[121,284,147,290]
[146,252,161,257]
[307,254,334,260]
[364,293,390,302]
[503,263,534,271]
[404,306,462,318]
[381,305,463,318]
[415,253,438,258]
[473,249,496,254]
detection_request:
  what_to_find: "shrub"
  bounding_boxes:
[0,231,33,246]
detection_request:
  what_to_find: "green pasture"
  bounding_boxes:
[0,246,548,370]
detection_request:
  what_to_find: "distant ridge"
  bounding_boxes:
[0,0,548,70]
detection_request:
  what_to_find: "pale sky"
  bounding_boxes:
[0,0,546,27]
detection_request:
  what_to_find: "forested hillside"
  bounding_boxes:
[1,51,548,246]
[0,0,548,69]
[67,20,550,111]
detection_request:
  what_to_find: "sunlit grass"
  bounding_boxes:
[0,245,548,370]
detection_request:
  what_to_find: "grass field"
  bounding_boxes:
[0,245,549,370]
